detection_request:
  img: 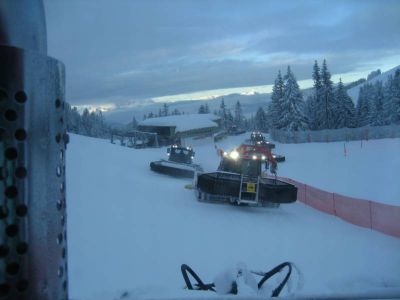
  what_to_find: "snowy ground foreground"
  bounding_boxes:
[67,134,400,300]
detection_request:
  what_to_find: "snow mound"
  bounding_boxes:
[139,114,220,133]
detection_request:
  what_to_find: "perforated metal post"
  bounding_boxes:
[0,1,69,299]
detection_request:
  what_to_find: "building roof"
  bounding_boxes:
[139,114,220,133]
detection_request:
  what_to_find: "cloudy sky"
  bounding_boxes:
[44,0,400,110]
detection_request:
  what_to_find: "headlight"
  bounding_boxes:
[261,155,266,160]
[229,150,240,160]
[252,155,257,160]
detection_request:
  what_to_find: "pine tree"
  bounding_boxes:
[335,79,356,128]
[198,104,206,114]
[81,108,91,135]
[280,66,308,131]
[172,108,181,115]
[219,98,228,129]
[389,69,400,124]
[226,109,234,129]
[234,101,244,128]
[305,95,318,130]
[131,116,138,129]
[356,85,371,127]
[269,70,284,129]
[320,59,336,129]
[255,107,267,131]
[204,103,210,114]
[370,81,385,126]
[162,103,169,117]
[309,60,323,129]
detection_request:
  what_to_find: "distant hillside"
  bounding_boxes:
[105,92,272,124]
[347,65,400,102]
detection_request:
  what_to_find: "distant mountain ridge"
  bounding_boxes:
[104,65,400,124]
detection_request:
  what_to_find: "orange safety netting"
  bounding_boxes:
[278,177,400,238]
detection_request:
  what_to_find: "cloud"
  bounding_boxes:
[44,0,400,106]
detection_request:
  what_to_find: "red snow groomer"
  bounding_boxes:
[247,131,276,149]
[195,143,297,207]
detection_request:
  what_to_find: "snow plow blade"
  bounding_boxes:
[196,172,297,204]
[150,160,203,178]
[273,154,286,162]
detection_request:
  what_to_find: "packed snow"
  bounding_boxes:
[139,114,219,133]
[273,138,400,205]
[66,133,400,300]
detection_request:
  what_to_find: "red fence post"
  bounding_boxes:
[369,201,373,229]
[333,193,336,216]
[304,184,307,204]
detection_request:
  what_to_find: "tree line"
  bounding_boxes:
[66,104,111,138]
[255,60,400,132]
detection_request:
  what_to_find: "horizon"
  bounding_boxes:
[45,0,400,113]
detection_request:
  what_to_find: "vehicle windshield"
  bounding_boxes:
[37,1,400,299]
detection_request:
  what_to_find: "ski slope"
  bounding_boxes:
[66,134,400,300]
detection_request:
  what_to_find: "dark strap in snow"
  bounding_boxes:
[181,261,293,297]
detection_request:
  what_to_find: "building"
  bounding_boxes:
[137,114,221,145]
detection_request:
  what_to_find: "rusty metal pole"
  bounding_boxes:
[0,1,69,299]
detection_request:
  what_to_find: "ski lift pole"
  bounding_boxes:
[0,1,69,299]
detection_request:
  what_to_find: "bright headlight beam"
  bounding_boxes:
[229,150,239,160]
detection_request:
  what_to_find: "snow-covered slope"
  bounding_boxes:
[67,134,400,300]
[347,65,400,102]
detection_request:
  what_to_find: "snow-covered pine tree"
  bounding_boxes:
[81,108,91,136]
[161,103,169,117]
[131,116,138,129]
[305,95,318,130]
[334,79,356,128]
[370,81,385,126]
[269,70,284,129]
[198,104,206,114]
[308,60,322,130]
[204,103,210,114]
[255,107,267,132]
[234,100,244,128]
[226,109,234,129]
[65,103,82,134]
[280,66,308,131]
[389,69,400,124]
[219,98,228,129]
[172,108,181,115]
[320,59,336,129]
[356,85,371,127]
